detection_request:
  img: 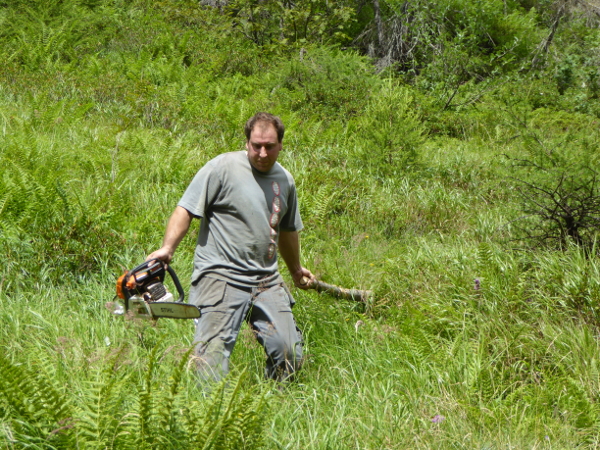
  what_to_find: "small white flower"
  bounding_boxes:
[355,320,364,332]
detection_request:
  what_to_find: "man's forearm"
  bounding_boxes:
[278,230,315,288]
[147,206,194,263]
[278,231,302,276]
[163,206,194,251]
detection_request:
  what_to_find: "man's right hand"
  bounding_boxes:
[146,247,174,264]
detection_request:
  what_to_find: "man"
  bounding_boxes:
[147,112,315,383]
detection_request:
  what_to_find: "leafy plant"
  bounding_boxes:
[225,0,356,46]
[504,109,600,251]
[0,344,268,449]
[352,81,425,175]
[3,0,600,448]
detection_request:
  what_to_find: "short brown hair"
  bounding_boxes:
[244,112,285,143]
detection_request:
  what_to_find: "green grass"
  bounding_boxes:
[2,0,600,447]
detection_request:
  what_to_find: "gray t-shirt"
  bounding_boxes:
[178,151,303,287]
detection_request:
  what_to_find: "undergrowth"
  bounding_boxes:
[1,0,600,448]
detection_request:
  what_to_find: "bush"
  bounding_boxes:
[350,81,425,175]
[267,46,377,119]
[504,109,600,251]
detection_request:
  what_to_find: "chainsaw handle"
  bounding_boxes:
[166,265,185,303]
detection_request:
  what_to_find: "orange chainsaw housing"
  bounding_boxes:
[116,259,166,300]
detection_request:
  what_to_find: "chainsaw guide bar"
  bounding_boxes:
[126,296,200,320]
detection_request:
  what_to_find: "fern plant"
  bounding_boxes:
[184,372,268,450]
[0,342,268,450]
[75,348,133,450]
[0,353,75,448]
[354,81,425,176]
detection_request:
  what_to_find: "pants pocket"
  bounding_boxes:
[190,277,227,308]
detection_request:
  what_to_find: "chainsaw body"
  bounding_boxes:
[115,259,200,320]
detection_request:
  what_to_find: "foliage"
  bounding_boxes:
[514,168,600,250]
[2,0,600,448]
[267,46,377,119]
[503,108,600,251]
[225,0,356,47]
[355,0,541,75]
[351,80,425,174]
[0,343,268,449]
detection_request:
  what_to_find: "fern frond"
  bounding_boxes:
[75,347,132,449]
[136,341,161,450]
[306,183,338,224]
[155,346,195,446]
[191,371,268,450]
[0,353,74,446]
[306,120,322,150]
[477,242,494,272]
[0,189,11,218]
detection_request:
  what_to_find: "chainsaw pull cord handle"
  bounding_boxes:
[166,265,185,303]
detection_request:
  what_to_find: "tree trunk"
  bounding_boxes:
[373,0,385,55]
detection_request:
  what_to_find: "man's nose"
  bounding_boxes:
[259,146,268,157]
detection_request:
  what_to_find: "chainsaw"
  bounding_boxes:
[111,259,200,320]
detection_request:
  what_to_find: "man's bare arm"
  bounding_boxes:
[278,230,315,289]
[146,206,195,263]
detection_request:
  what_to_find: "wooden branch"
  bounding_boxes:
[532,0,568,68]
[306,280,372,302]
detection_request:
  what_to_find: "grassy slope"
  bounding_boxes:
[1,0,600,448]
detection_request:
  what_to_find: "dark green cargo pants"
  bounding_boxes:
[189,276,303,383]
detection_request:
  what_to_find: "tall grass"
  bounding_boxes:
[2,0,600,448]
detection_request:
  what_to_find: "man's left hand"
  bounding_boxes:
[291,268,316,289]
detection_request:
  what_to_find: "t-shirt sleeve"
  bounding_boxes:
[279,182,303,232]
[178,162,221,218]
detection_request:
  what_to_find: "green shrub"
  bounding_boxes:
[266,46,377,120]
[350,81,425,175]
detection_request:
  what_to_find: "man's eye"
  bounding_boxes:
[253,143,275,151]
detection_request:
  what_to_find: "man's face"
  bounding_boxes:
[246,122,282,173]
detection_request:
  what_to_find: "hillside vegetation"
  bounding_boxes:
[1,0,600,448]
